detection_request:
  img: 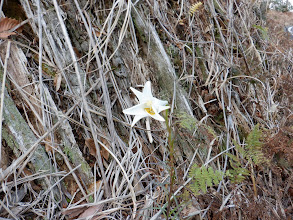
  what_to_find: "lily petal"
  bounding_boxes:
[157,105,170,113]
[149,112,165,121]
[153,97,168,106]
[130,87,143,101]
[148,107,165,121]
[123,103,146,115]
[131,114,148,127]
[142,81,153,99]
[124,81,170,129]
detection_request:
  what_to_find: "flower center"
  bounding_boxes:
[144,101,155,115]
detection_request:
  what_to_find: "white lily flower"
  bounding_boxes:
[123,81,170,142]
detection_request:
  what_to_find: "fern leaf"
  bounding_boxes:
[225,124,268,184]
[226,150,250,183]
[177,112,197,131]
[246,124,267,165]
[189,2,203,16]
[189,165,224,195]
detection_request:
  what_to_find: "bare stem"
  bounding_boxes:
[165,110,175,218]
[146,117,153,143]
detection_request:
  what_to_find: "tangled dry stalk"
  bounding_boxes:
[0,0,292,219]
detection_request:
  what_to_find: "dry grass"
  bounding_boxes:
[0,0,292,219]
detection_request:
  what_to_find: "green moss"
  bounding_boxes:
[88,195,94,203]
[1,125,21,155]
[42,63,57,77]
[63,144,92,184]
[132,16,147,43]
[166,44,179,57]
[80,161,89,173]
[63,145,74,160]
[195,46,207,80]
[205,125,217,139]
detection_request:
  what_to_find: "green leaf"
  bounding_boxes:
[189,165,224,195]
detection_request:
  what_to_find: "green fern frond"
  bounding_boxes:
[225,150,251,183]
[245,124,267,165]
[189,165,223,195]
[226,167,249,183]
[225,124,267,183]
[177,112,197,131]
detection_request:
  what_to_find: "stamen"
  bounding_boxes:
[144,101,155,115]
[145,107,155,115]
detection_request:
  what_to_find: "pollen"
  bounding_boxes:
[145,101,155,115]
[145,107,155,115]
